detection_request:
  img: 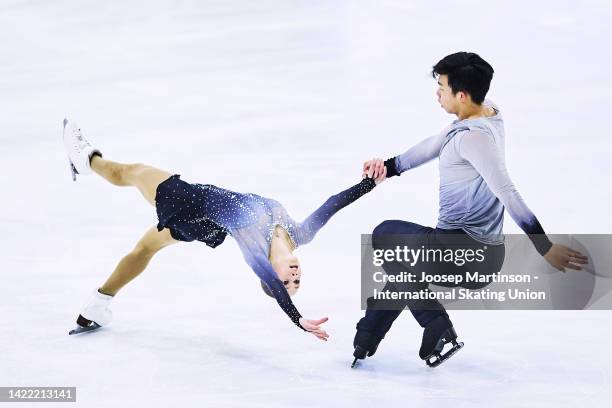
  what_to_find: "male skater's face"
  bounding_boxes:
[436,74,460,114]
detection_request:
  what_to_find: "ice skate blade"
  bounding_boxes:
[351,345,368,368]
[67,158,77,182]
[69,322,101,335]
[425,341,464,368]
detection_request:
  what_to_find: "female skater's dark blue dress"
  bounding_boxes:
[155,175,376,330]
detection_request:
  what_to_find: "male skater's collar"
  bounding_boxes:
[452,99,501,125]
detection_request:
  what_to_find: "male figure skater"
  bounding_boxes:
[351,52,588,367]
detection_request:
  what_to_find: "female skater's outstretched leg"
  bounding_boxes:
[88,156,179,295]
[98,226,177,296]
[72,222,177,332]
[90,156,172,206]
[64,120,180,332]
[85,156,180,295]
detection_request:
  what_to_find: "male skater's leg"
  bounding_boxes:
[352,220,453,366]
[353,290,404,365]
[373,220,449,327]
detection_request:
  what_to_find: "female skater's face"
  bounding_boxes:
[272,256,302,296]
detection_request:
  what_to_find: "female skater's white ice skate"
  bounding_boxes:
[69,289,114,335]
[62,118,102,181]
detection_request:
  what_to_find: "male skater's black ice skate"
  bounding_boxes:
[419,315,464,367]
[351,330,383,368]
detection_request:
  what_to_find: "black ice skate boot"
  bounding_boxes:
[351,330,383,368]
[419,315,464,368]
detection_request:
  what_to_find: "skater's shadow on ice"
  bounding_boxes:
[87,327,235,360]
[341,356,423,377]
[440,352,528,386]
[101,327,296,372]
[340,351,526,387]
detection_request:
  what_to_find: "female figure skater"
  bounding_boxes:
[63,119,386,340]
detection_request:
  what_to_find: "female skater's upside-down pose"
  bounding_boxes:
[63,119,385,340]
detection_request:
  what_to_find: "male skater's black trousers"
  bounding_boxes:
[356,220,505,339]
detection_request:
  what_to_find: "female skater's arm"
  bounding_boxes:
[459,131,588,271]
[236,242,329,340]
[295,177,377,246]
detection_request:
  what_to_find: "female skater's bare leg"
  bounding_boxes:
[99,226,177,296]
[65,123,181,330]
[90,156,172,206]
[88,156,179,295]
[73,225,178,330]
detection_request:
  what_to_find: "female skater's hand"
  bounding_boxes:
[374,166,387,185]
[363,158,387,184]
[363,158,384,179]
[543,244,588,272]
[299,317,330,341]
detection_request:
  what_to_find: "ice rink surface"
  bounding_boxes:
[1,1,611,406]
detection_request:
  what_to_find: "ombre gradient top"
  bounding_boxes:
[156,175,376,330]
[391,100,551,254]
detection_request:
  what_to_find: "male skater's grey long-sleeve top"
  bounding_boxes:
[385,100,552,254]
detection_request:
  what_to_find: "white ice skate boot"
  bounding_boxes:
[69,289,114,335]
[62,118,102,181]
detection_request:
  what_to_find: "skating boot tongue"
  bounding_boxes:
[80,289,114,326]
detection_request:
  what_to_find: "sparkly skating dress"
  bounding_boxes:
[154,175,376,329]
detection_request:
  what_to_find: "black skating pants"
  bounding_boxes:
[356,220,505,339]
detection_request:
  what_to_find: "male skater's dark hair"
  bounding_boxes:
[432,52,494,104]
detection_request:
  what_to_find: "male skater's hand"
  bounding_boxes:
[543,244,588,272]
[299,317,330,341]
[363,158,387,184]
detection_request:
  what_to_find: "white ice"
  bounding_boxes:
[1,1,611,407]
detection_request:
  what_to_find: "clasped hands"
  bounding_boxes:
[363,158,387,185]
